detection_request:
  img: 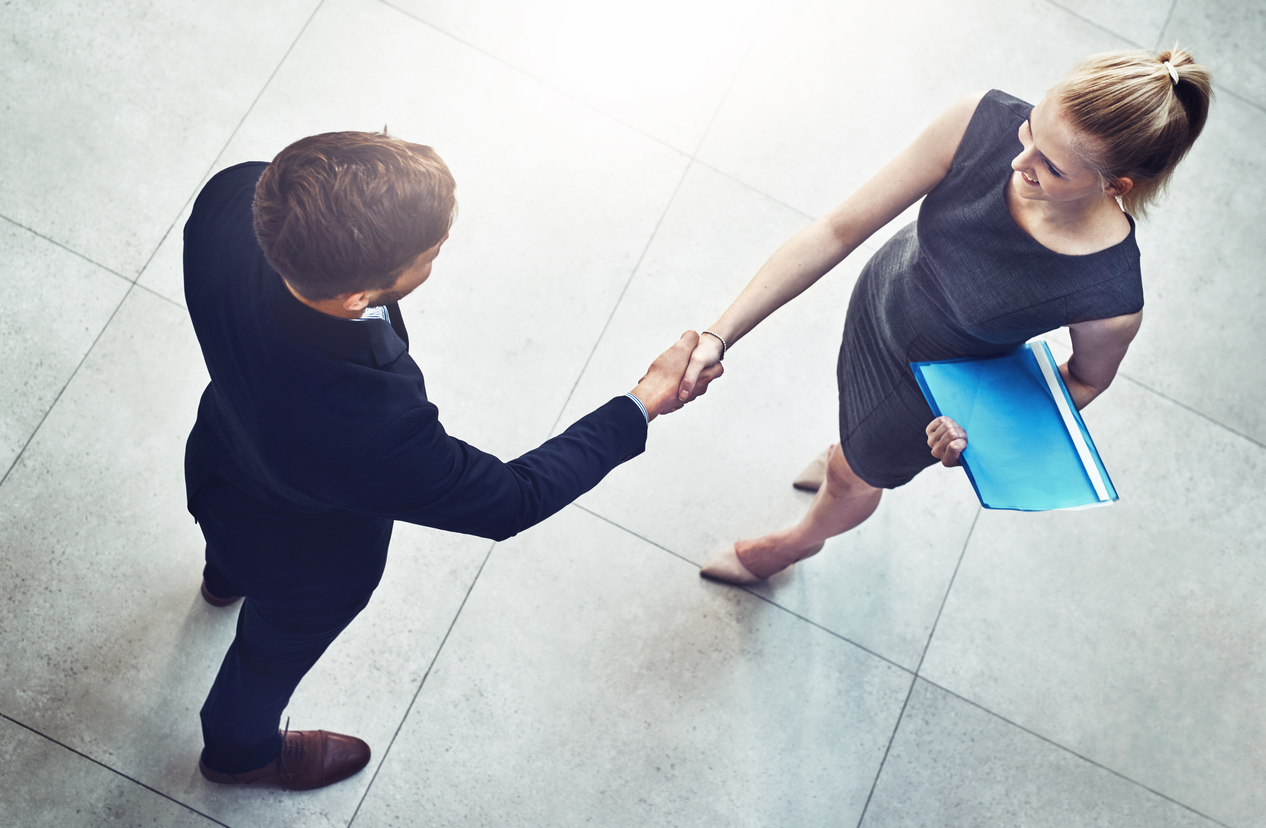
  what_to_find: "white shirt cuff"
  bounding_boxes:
[623,392,650,425]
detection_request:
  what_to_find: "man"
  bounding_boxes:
[183,131,719,790]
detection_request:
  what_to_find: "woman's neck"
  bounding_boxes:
[1008,174,1130,255]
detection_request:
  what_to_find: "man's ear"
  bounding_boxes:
[1104,176,1133,199]
[340,291,372,313]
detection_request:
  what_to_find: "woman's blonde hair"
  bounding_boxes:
[1053,47,1212,217]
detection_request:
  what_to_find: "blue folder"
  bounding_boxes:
[911,342,1117,511]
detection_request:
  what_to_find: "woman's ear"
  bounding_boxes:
[1104,176,1134,198]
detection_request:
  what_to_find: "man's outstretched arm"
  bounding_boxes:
[338,331,720,540]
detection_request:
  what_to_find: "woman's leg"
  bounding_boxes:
[701,443,882,583]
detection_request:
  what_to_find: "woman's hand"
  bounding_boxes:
[926,416,968,467]
[677,333,725,402]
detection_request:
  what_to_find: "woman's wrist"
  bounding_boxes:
[700,330,727,360]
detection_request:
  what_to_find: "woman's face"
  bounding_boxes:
[1010,97,1109,205]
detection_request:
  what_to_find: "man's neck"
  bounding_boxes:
[283,279,364,319]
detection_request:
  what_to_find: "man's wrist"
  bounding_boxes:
[624,391,650,425]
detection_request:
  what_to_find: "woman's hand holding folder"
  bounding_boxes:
[926,416,968,467]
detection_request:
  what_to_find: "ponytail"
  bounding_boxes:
[1053,47,1212,217]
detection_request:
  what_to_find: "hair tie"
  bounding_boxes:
[1163,60,1179,86]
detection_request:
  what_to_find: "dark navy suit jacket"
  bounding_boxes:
[183,163,646,606]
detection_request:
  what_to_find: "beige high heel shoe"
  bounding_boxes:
[699,541,825,585]
[791,447,832,492]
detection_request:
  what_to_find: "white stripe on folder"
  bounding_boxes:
[1031,343,1110,502]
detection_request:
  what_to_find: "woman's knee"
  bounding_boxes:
[826,443,880,498]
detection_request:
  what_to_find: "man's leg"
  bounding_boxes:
[198,593,371,783]
[201,560,241,605]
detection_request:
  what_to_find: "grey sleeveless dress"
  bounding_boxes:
[837,90,1144,489]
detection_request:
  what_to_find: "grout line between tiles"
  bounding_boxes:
[0,284,135,493]
[1156,0,1180,49]
[571,503,915,676]
[1211,84,1266,116]
[131,0,331,297]
[914,506,980,674]
[685,0,780,159]
[1041,0,1144,47]
[347,539,498,827]
[0,213,133,285]
[582,495,1232,826]
[1154,0,1264,115]
[1043,0,1264,116]
[853,673,920,828]
[853,506,979,827]
[544,160,695,436]
[133,280,188,311]
[913,679,1234,827]
[0,712,232,828]
[374,0,693,161]
[194,0,330,185]
[690,157,819,220]
[1118,372,1266,450]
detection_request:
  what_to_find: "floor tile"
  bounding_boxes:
[0,289,488,828]
[860,680,1220,827]
[1164,0,1266,108]
[354,507,913,828]
[141,0,689,460]
[382,0,773,153]
[1049,0,1174,47]
[554,162,980,669]
[920,378,1266,827]
[699,0,1127,225]
[0,717,218,828]
[0,222,130,474]
[0,0,319,277]
[1127,92,1266,445]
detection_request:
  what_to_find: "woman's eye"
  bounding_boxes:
[1044,160,1061,178]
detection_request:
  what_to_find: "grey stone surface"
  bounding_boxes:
[0,220,130,474]
[1128,92,1266,445]
[921,378,1266,827]
[1048,0,1174,47]
[1164,0,1266,108]
[699,0,1127,228]
[383,0,772,153]
[354,507,913,828]
[0,0,320,277]
[861,680,1221,827]
[0,717,218,828]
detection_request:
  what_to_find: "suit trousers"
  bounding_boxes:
[198,584,370,773]
[192,474,389,774]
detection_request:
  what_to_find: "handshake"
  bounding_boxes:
[629,331,727,421]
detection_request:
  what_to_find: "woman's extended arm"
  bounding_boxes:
[677,91,987,400]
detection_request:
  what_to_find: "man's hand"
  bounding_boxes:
[926,416,967,467]
[631,331,723,421]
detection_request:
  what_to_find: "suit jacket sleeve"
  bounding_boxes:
[337,396,646,541]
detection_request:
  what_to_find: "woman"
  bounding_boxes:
[677,49,1213,585]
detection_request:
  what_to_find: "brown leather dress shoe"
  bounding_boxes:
[199,730,371,790]
[199,579,242,607]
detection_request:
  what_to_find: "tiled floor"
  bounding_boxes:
[1,0,1262,826]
